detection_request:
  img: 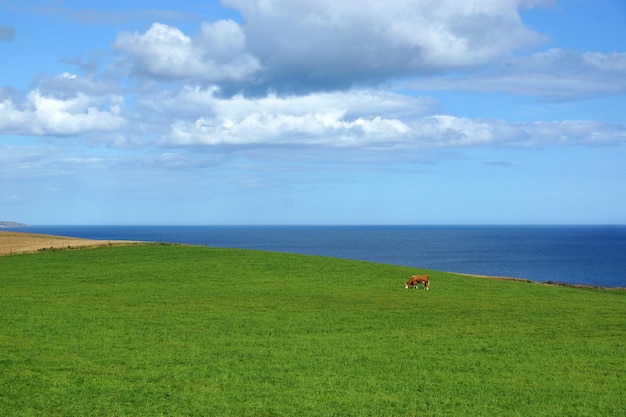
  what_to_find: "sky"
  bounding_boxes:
[1,0,625,225]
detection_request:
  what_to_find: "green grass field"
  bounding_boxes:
[1,244,624,416]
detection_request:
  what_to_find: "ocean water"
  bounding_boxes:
[5,225,626,288]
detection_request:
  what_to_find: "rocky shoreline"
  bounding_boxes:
[0,222,28,228]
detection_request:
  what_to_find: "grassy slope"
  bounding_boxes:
[1,245,624,416]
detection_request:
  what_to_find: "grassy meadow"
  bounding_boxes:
[1,244,624,416]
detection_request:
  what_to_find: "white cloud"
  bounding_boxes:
[156,87,626,150]
[158,88,434,147]
[413,117,626,148]
[149,86,437,124]
[113,21,262,83]
[110,0,549,91]
[165,112,411,147]
[3,76,624,151]
[223,0,548,90]
[0,84,126,136]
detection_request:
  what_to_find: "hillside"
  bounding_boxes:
[1,244,624,416]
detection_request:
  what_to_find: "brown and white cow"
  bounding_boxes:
[405,275,430,290]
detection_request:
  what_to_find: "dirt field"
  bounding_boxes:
[0,231,142,256]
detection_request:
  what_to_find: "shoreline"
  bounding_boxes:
[452,272,626,291]
[0,231,143,256]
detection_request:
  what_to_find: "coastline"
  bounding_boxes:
[0,231,143,256]
[453,272,626,291]
[3,231,624,291]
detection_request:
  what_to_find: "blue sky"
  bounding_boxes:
[1,0,625,225]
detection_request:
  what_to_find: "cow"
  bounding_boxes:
[405,275,430,290]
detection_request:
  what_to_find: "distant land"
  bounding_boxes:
[0,222,27,228]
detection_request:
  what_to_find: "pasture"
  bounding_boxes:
[1,244,624,416]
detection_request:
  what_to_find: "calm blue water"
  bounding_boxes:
[5,225,626,288]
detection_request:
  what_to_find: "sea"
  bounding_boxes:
[5,225,626,288]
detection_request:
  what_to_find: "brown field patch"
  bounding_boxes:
[0,231,143,256]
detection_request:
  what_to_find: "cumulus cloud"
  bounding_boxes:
[222,0,548,91]
[113,21,262,83]
[149,86,437,126]
[110,0,548,91]
[0,23,15,41]
[155,88,626,150]
[409,49,626,99]
[0,73,126,136]
[157,88,435,148]
[3,75,625,151]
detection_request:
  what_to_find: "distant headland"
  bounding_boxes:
[0,222,27,228]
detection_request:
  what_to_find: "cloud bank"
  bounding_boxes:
[2,0,625,153]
